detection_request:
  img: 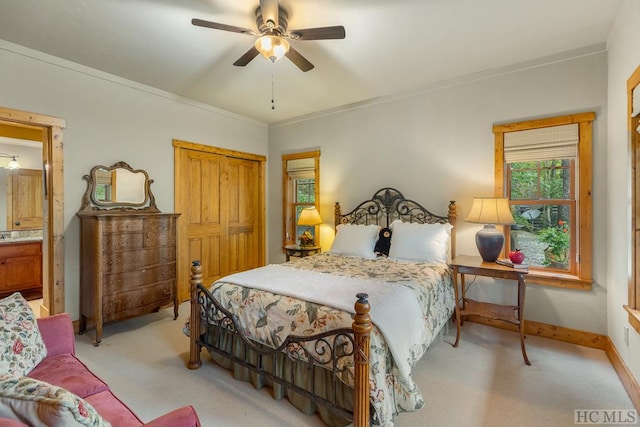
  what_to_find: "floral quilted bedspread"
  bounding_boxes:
[193,253,454,426]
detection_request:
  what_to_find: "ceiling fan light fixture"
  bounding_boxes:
[255,35,289,62]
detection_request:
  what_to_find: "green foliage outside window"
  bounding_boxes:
[509,160,573,270]
[295,179,316,240]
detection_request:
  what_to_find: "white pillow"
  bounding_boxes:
[388,221,453,264]
[329,224,381,259]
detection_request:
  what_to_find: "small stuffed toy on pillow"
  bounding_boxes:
[374,227,392,257]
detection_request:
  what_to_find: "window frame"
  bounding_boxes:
[627,64,640,334]
[282,151,320,248]
[493,112,594,289]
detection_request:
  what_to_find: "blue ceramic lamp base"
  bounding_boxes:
[475,224,505,262]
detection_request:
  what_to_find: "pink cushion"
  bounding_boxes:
[36,313,75,357]
[27,354,108,399]
[85,390,143,427]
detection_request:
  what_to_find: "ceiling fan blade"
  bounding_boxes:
[192,18,255,35]
[285,47,314,72]
[260,0,279,29]
[233,46,260,67]
[289,26,346,40]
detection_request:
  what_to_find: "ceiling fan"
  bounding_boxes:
[192,0,346,72]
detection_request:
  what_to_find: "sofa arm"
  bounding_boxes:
[36,313,76,357]
[143,406,200,427]
[0,418,29,426]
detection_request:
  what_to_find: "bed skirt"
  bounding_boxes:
[204,322,359,426]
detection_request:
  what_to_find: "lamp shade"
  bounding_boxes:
[297,207,323,226]
[255,35,290,62]
[465,197,515,225]
[5,156,20,170]
[465,197,515,262]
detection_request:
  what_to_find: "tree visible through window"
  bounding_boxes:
[508,159,575,272]
[494,112,594,289]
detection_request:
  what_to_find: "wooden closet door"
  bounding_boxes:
[175,145,264,302]
[226,157,261,274]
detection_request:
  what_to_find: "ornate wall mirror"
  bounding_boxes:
[78,161,158,212]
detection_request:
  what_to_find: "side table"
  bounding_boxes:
[284,244,321,261]
[450,255,530,365]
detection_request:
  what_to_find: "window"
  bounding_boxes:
[493,113,594,289]
[628,64,640,333]
[282,151,320,247]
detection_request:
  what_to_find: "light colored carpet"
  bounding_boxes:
[74,303,635,427]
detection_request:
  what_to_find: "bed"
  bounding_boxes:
[185,188,457,426]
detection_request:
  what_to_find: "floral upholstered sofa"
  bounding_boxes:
[0,292,200,426]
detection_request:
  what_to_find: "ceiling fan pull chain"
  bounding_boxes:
[271,63,276,110]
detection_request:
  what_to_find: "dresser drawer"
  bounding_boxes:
[102,218,144,233]
[102,282,174,318]
[145,219,176,247]
[103,263,175,294]
[102,232,144,252]
[102,246,175,274]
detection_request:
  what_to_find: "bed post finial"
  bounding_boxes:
[188,260,203,370]
[353,293,371,427]
[448,201,457,259]
[334,202,341,232]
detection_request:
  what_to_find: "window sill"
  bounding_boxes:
[624,305,640,335]
[525,270,592,290]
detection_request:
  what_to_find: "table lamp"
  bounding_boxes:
[465,197,515,262]
[297,207,322,247]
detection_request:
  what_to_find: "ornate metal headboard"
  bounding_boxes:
[334,187,457,258]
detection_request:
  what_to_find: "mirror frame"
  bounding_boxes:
[78,161,159,213]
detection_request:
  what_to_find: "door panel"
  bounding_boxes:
[178,150,225,301]
[175,143,264,302]
[8,169,43,230]
[227,157,260,274]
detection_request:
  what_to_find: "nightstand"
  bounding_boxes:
[450,255,530,365]
[284,244,321,261]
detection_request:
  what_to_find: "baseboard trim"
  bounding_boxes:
[466,316,640,410]
[603,336,640,411]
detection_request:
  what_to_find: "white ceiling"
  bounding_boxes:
[0,0,623,124]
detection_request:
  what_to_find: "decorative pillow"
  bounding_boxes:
[0,293,47,377]
[0,375,110,427]
[374,227,392,257]
[388,221,453,264]
[329,224,381,259]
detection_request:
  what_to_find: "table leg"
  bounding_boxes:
[517,274,531,365]
[453,267,461,347]
[459,274,466,326]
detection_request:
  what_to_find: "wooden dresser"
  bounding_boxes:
[77,211,179,345]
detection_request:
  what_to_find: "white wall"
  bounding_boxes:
[269,51,609,334]
[0,41,268,318]
[606,0,640,389]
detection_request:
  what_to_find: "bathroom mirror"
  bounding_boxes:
[78,161,158,212]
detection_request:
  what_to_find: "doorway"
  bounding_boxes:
[0,107,65,317]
